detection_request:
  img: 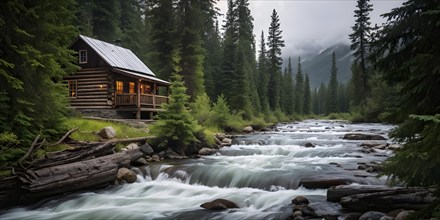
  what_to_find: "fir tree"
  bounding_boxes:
[303,74,311,115]
[371,0,440,197]
[204,21,223,101]
[146,0,175,80]
[284,58,294,115]
[119,0,147,62]
[328,51,338,113]
[294,57,304,114]
[257,31,270,113]
[0,0,78,148]
[267,9,285,110]
[150,53,199,155]
[349,0,373,104]
[175,0,205,100]
[91,0,122,42]
[317,83,327,115]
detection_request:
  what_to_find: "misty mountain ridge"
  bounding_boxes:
[284,43,353,89]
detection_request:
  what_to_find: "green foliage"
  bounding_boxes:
[294,57,304,114]
[267,9,285,110]
[257,31,270,113]
[64,118,148,142]
[303,74,311,115]
[191,93,212,126]
[382,115,440,195]
[150,72,200,155]
[0,132,23,166]
[0,0,78,145]
[327,51,338,113]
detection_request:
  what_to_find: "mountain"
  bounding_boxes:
[285,43,353,89]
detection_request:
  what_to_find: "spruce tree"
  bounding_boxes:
[119,0,147,62]
[257,31,270,112]
[294,57,304,114]
[175,0,205,100]
[150,53,199,155]
[349,0,373,104]
[303,74,311,115]
[91,0,122,42]
[204,21,223,101]
[317,83,327,115]
[284,58,295,115]
[146,0,175,80]
[328,51,338,113]
[371,0,440,197]
[266,9,285,110]
[0,0,77,147]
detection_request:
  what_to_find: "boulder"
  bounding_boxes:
[151,154,160,162]
[198,147,216,156]
[243,126,253,133]
[361,142,385,148]
[215,133,226,141]
[117,168,137,183]
[139,143,154,156]
[387,209,405,217]
[327,185,395,202]
[379,216,394,220]
[343,213,363,220]
[387,144,402,150]
[359,211,386,220]
[304,142,316,148]
[123,143,138,150]
[394,210,414,220]
[200,198,239,210]
[98,126,116,139]
[300,176,352,189]
[222,138,232,146]
[292,196,309,205]
[343,133,387,140]
[131,158,147,166]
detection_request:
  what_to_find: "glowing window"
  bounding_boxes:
[116,81,123,94]
[68,80,77,98]
[129,82,135,93]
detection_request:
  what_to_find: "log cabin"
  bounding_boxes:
[65,35,170,119]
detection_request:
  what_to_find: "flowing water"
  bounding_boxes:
[0,120,395,220]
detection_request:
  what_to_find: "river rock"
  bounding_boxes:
[292,196,309,205]
[152,154,160,162]
[387,209,405,217]
[98,126,116,139]
[343,133,387,140]
[117,168,137,183]
[304,142,316,148]
[343,213,363,220]
[300,176,352,189]
[215,133,226,141]
[394,210,414,220]
[361,142,385,148]
[131,158,147,166]
[327,185,397,202]
[359,211,386,220]
[124,143,138,150]
[243,126,253,133]
[387,144,401,150]
[200,198,239,210]
[379,216,394,220]
[139,143,154,156]
[222,138,232,146]
[198,147,215,156]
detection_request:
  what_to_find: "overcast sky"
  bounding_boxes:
[216,0,405,57]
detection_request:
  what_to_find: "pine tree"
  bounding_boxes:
[175,0,205,100]
[0,0,78,147]
[283,58,295,115]
[150,53,199,155]
[349,0,373,104]
[119,0,147,62]
[317,83,327,115]
[303,74,311,115]
[371,0,440,196]
[257,31,270,113]
[267,9,285,110]
[337,83,348,112]
[91,0,122,42]
[204,21,223,102]
[312,89,319,115]
[294,57,304,114]
[146,0,175,80]
[328,51,338,113]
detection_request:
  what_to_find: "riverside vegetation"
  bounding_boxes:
[1,0,440,218]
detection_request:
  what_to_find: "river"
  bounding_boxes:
[0,120,395,220]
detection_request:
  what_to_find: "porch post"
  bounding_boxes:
[136,79,141,119]
[153,83,157,108]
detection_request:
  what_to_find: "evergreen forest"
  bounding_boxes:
[0,0,440,217]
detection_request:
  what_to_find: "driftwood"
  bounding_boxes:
[47,127,79,146]
[0,134,150,209]
[327,185,435,212]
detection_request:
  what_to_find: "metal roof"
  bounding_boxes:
[78,35,156,76]
[113,68,171,85]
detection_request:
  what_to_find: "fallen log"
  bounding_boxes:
[332,185,436,212]
[327,185,399,202]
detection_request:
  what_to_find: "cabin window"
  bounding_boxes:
[79,50,87,64]
[141,84,151,94]
[129,82,135,93]
[68,80,77,98]
[116,81,123,94]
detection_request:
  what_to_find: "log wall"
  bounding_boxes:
[64,67,112,109]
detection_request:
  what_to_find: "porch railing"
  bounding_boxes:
[115,93,169,107]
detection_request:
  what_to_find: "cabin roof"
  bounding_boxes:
[77,35,156,76]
